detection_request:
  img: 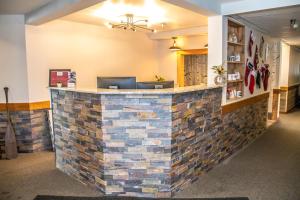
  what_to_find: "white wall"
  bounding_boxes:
[0,15,29,103]
[280,42,290,86]
[154,35,208,85]
[208,15,227,103]
[25,20,159,102]
[279,42,300,87]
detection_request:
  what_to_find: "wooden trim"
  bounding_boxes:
[177,49,208,87]
[273,88,281,94]
[177,53,185,87]
[0,101,50,111]
[280,83,300,91]
[222,93,269,115]
[177,49,208,55]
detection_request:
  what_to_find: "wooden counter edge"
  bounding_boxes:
[222,93,270,115]
[0,101,50,111]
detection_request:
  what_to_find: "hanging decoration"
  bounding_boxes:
[261,64,270,91]
[253,45,259,70]
[249,70,256,94]
[247,30,254,57]
[245,30,271,94]
[256,67,261,89]
[259,36,265,59]
[245,59,253,86]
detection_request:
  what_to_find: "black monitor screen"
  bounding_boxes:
[97,77,136,89]
[136,81,174,89]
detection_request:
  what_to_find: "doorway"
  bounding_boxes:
[177,49,208,87]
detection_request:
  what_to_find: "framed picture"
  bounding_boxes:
[49,69,71,87]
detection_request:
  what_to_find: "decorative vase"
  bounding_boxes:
[214,75,225,85]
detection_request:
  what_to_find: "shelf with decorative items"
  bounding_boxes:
[226,19,245,101]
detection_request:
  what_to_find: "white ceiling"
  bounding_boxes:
[0,0,54,14]
[217,0,242,3]
[62,0,208,32]
[238,6,300,46]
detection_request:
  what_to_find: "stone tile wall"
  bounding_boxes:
[51,88,268,197]
[171,88,223,194]
[51,90,104,192]
[171,88,268,194]
[101,94,172,197]
[0,109,52,159]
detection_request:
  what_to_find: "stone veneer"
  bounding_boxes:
[51,88,268,197]
[0,109,52,159]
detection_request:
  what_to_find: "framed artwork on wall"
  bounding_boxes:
[49,69,71,87]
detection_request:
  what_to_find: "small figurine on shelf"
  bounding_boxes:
[212,63,226,85]
[229,32,238,43]
[235,53,241,62]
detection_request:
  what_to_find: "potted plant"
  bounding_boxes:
[155,75,166,82]
[212,63,226,85]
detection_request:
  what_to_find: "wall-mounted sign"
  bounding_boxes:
[49,69,71,87]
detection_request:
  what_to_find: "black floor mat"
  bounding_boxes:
[34,195,249,200]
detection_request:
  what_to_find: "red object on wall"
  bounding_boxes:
[249,70,256,94]
[49,69,70,87]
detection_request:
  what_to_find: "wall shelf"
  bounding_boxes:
[227,41,245,46]
[227,61,244,64]
[226,19,245,101]
[227,79,243,84]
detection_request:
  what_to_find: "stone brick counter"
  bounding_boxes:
[50,86,268,197]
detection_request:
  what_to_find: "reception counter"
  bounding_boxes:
[50,85,268,197]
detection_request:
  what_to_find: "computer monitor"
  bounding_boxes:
[136,81,174,89]
[97,77,137,89]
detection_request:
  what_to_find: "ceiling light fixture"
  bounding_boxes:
[108,14,156,32]
[169,37,181,51]
[290,19,299,29]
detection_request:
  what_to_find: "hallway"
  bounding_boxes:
[0,109,300,200]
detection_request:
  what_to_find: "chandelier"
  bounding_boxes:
[108,14,156,32]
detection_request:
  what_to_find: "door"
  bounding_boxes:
[184,54,207,86]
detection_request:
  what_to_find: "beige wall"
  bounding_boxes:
[0,15,29,103]
[0,16,208,103]
[154,35,208,85]
[25,20,160,102]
